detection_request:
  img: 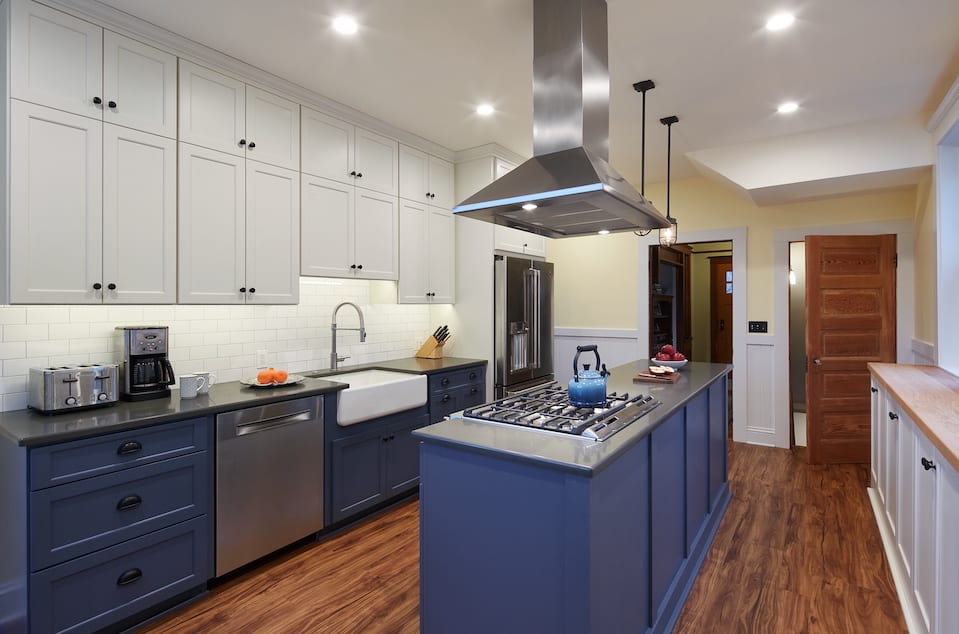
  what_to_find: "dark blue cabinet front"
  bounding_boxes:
[685,392,709,554]
[330,430,387,523]
[651,409,687,623]
[708,377,729,510]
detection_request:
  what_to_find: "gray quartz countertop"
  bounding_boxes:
[414,360,731,476]
[0,356,487,447]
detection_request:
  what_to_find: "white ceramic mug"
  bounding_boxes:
[195,371,217,394]
[179,374,206,399]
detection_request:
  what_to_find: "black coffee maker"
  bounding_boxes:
[115,326,175,401]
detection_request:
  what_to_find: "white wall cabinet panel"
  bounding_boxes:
[178,60,246,157]
[301,175,354,278]
[354,127,398,195]
[428,155,455,209]
[10,0,102,119]
[937,453,959,634]
[102,124,176,304]
[178,143,246,303]
[353,189,398,280]
[883,400,900,536]
[245,161,299,304]
[244,85,299,170]
[9,101,102,303]
[896,412,916,579]
[871,382,881,492]
[398,201,454,304]
[426,207,454,302]
[399,145,453,208]
[494,225,547,258]
[914,430,937,634]
[102,31,177,138]
[301,107,354,184]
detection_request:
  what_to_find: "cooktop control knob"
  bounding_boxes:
[65,396,77,406]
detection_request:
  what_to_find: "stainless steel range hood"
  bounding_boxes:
[452,0,670,238]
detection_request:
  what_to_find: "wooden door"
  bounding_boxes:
[806,234,896,464]
[710,256,733,363]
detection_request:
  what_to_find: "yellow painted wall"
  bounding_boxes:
[913,171,937,343]
[549,176,918,330]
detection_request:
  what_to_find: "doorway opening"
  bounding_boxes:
[788,241,807,447]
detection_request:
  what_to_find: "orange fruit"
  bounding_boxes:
[257,368,276,384]
[273,369,289,383]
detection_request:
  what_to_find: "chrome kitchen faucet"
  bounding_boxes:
[330,302,367,370]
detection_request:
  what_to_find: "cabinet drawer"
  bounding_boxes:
[31,417,209,490]
[31,453,209,570]
[430,384,485,421]
[428,367,484,393]
[29,517,209,634]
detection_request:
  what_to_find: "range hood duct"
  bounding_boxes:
[452,0,670,238]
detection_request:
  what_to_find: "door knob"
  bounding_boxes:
[813,358,822,365]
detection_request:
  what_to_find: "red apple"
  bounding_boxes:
[660,344,675,356]
[655,352,669,361]
[673,352,686,361]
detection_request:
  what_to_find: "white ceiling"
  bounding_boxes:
[93,0,959,197]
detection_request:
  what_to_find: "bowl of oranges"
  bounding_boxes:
[241,368,305,388]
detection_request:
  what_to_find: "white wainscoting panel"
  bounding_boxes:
[911,338,936,366]
[554,328,640,386]
[742,338,778,446]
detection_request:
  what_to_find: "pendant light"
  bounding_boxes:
[659,115,679,247]
[632,79,655,237]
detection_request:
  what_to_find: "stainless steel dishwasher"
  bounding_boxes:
[215,395,324,576]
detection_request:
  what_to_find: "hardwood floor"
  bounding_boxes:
[138,443,905,633]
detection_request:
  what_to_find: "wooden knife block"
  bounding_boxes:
[416,336,448,359]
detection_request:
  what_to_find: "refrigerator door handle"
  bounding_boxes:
[527,267,541,369]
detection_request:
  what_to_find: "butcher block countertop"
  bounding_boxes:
[869,363,959,473]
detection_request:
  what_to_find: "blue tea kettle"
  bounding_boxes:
[568,345,610,407]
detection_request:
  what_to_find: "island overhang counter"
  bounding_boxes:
[414,360,731,634]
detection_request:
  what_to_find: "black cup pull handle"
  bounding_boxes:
[116,568,142,586]
[117,440,142,455]
[116,494,142,511]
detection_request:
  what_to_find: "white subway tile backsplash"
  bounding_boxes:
[26,307,70,324]
[0,342,28,359]
[49,323,92,339]
[4,393,28,411]
[4,324,50,342]
[4,357,50,375]
[0,307,27,325]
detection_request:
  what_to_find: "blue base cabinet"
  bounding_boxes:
[327,407,430,525]
[419,373,730,634]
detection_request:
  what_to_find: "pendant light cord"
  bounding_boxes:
[632,79,655,237]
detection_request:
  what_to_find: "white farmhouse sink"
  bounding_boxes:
[329,370,428,426]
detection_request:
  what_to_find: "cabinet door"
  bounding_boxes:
[301,175,354,277]
[398,199,430,303]
[178,60,245,157]
[245,161,299,304]
[871,383,881,488]
[494,157,517,178]
[178,143,246,303]
[914,430,937,633]
[875,388,887,505]
[708,376,728,509]
[428,155,455,209]
[301,107,354,183]
[651,410,686,621]
[102,31,177,138]
[399,145,429,202]
[895,411,916,578]
[494,225,547,257]
[330,432,386,523]
[245,86,299,170]
[937,457,959,634]
[385,419,427,495]
[102,124,176,304]
[354,127,398,195]
[354,189,398,280]
[884,401,900,536]
[10,102,102,304]
[427,207,454,303]
[11,0,102,119]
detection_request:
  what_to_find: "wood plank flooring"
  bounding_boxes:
[137,442,905,633]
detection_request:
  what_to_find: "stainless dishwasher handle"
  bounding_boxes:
[234,409,313,437]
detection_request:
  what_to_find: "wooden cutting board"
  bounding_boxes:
[632,371,681,383]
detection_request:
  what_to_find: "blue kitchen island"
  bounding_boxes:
[414,361,731,634]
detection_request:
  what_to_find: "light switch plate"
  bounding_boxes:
[748,321,768,333]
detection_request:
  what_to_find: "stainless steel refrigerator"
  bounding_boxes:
[494,254,554,397]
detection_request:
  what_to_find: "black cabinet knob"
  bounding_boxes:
[238,139,247,146]
[921,457,936,471]
[357,264,363,270]
[870,387,878,393]
[349,170,357,177]
[441,377,450,386]
[239,287,247,293]
[469,372,476,380]
[117,440,142,455]
[248,288,256,293]
[116,568,142,586]
[92,282,102,290]
[108,100,117,108]
[116,494,142,512]
[430,193,435,199]
[356,172,363,178]
[248,141,256,149]
[442,394,451,402]
[350,264,357,269]
[470,387,478,395]
[93,96,102,105]
[107,283,117,290]
[888,412,899,421]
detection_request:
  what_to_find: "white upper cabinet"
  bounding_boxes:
[179,60,298,170]
[353,188,399,280]
[10,0,102,118]
[302,107,398,195]
[398,201,453,304]
[494,225,547,258]
[245,161,300,304]
[399,145,453,208]
[102,31,177,138]
[455,154,516,203]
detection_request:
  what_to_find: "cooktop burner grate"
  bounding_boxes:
[462,382,660,440]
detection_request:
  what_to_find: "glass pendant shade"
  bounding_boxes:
[659,217,678,247]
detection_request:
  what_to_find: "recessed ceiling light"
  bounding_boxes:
[476,104,495,116]
[332,15,358,35]
[598,229,610,235]
[521,203,538,211]
[765,12,795,31]
[777,101,799,114]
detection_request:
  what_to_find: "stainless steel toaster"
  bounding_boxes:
[28,364,119,413]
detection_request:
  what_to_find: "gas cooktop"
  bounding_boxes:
[461,382,661,441]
